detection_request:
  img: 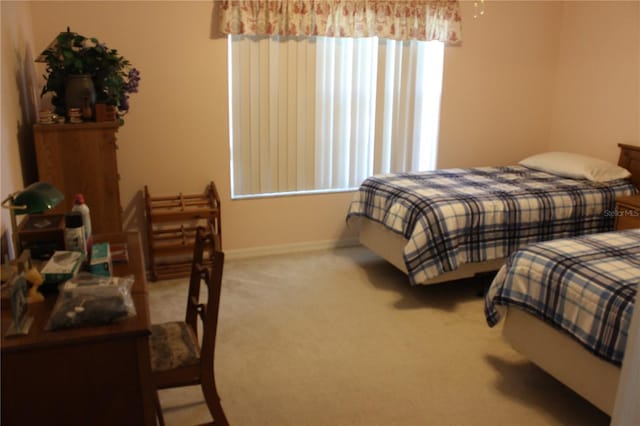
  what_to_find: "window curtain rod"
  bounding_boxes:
[217,0,462,44]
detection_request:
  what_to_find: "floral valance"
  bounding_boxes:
[218,1,462,44]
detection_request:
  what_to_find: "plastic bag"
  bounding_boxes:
[45,273,136,331]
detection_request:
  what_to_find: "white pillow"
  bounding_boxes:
[519,152,631,182]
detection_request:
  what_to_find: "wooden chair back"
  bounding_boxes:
[186,226,224,365]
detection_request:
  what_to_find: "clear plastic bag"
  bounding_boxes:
[45,273,136,331]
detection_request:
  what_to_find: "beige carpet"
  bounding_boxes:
[149,246,610,426]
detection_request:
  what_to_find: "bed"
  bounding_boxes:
[484,229,640,415]
[346,144,640,285]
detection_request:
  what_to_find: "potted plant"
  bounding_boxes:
[39,30,141,123]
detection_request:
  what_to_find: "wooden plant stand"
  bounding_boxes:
[144,182,221,281]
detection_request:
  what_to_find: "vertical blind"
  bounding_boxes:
[228,35,445,196]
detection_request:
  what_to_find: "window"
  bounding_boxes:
[228,35,444,198]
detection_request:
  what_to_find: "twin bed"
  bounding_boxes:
[347,143,640,415]
[485,230,639,414]
[347,145,640,286]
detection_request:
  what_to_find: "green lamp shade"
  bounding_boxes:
[12,182,64,215]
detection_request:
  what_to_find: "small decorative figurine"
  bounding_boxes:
[24,267,45,303]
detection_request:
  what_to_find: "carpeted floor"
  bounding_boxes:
[149,246,610,426]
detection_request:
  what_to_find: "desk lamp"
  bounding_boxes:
[2,182,64,259]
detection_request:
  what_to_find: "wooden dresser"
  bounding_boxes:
[33,122,122,234]
[615,194,640,230]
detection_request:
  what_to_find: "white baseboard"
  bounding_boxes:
[225,238,360,260]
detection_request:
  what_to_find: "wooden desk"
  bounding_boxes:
[1,232,156,426]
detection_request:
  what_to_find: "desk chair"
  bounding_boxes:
[149,226,228,425]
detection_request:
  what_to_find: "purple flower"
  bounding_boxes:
[124,68,141,94]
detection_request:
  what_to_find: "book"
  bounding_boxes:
[109,242,129,264]
[89,242,112,277]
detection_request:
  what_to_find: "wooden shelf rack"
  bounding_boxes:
[144,181,221,281]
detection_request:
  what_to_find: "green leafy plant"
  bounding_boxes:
[40,30,140,117]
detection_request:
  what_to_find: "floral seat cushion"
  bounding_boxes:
[149,321,200,372]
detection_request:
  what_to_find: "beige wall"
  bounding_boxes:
[548,1,640,163]
[1,1,39,259]
[1,1,636,256]
[439,0,561,168]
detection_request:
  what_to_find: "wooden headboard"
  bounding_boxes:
[618,143,640,189]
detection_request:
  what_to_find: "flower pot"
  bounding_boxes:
[64,74,96,117]
[94,103,117,122]
[105,106,117,121]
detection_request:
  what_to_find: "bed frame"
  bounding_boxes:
[502,308,621,415]
[618,143,640,189]
[355,217,505,284]
[355,143,640,286]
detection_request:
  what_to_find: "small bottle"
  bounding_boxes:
[82,96,92,120]
[64,212,87,258]
[72,193,92,245]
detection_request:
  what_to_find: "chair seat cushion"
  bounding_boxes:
[149,321,200,372]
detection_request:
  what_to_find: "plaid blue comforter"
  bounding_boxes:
[485,230,640,365]
[346,166,637,285]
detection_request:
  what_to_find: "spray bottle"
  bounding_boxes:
[72,193,92,250]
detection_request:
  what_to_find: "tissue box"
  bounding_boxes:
[41,251,83,284]
[90,242,112,277]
